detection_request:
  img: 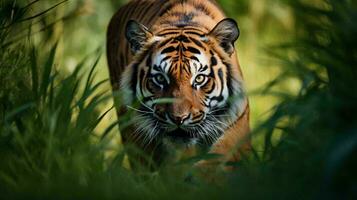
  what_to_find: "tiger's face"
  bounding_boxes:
[121,19,245,146]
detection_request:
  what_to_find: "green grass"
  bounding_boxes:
[0,0,356,199]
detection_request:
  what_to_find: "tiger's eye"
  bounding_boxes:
[154,74,166,84]
[195,75,205,84]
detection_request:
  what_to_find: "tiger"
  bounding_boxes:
[107,0,250,168]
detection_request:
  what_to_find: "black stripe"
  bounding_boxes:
[216,52,233,96]
[210,68,224,102]
[153,64,161,71]
[199,65,208,72]
[156,27,204,35]
[186,47,201,54]
[162,62,169,72]
[210,95,224,102]
[146,52,152,67]
[168,63,176,74]
[139,69,146,96]
[189,37,205,50]
[161,46,177,54]
[183,64,190,74]
[130,43,157,97]
[224,62,234,96]
[206,81,216,94]
[211,105,229,116]
[158,38,174,48]
[218,68,224,87]
[209,65,215,77]
[210,56,217,66]
[131,63,139,95]
[157,31,180,36]
[183,27,206,32]
[175,35,190,42]
[161,56,171,62]
[157,28,183,32]
[192,112,203,121]
[143,96,154,103]
[190,56,199,62]
[201,100,209,107]
[184,31,205,37]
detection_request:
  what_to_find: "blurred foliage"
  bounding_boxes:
[0,0,356,199]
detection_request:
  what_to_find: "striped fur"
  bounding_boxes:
[107,0,250,167]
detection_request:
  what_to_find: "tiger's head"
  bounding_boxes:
[121,18,246,146]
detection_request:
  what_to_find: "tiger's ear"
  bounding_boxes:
[209,18,240,55]
[125,20,153,53]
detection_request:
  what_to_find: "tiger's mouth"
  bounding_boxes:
[166,128,197,140]
[165,128,197,143]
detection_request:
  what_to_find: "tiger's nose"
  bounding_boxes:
[169,113,190,126]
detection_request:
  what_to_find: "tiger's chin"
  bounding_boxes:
[164,128,198,145]
[158,124,218,149]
